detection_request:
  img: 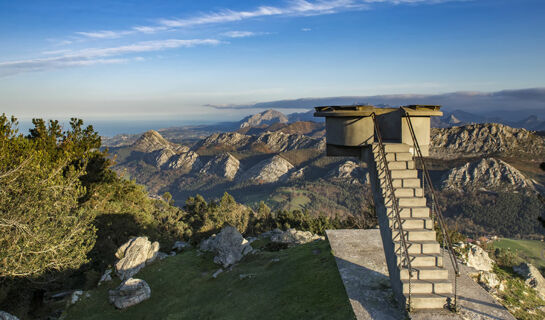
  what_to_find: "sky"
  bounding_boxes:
[1,0,545,123]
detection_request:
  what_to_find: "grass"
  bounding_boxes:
[492,238,545,269]
[64,240,355,320]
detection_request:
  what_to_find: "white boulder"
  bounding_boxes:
[463,244,494,272]
[513,262,545,300]
[199,226,253,268]
[115,237,160,280]
[108,278,151,309]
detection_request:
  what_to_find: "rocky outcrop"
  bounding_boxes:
[0,311,19,320]
[109,278,151,309]
[441,158,536,192]
[270,228,324,245]
[199,153,240,180]
[513,262,545,300]
[476,271,503,292]
[240,155,294,183]
[327,160,369,185]
[132,130,188,153]
[199,226,253,267]
[251,131,324,152]
[147,148,177,168]
[462,244,494,272]
[192,132,251,151]
[430,123,545,159]
[115,237,159,280]
[172,241,191,251]
[240,109,288,128]
[166,151,202,171]
[287,167,306,180]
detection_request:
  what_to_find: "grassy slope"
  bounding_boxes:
[492,239,545,269]
[65,240,355,320]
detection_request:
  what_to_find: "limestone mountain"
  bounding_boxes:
[239,155,294,183]
[441,157,537,193]
[430,123,545,159]
[166,151,202,172]
[239,109,288,128]
[192,130,324,153]
[132,130,189,153]
[199,153,241,180]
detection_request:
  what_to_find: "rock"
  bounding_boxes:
[193,132,252,150]
[108,278,151,309]
[477,271,501,292]
[441,157,536,193]
[270,228,324,245]
[212,269,223,278]
[70,290,83,305]
[199,153,241,180]
[239,109,288,128]
[115,237,160,280]
[0,311,19,320]
[199,226,253,268]
[98,269,112,285]
[239,155,294,183]
[172,241,191,251]
[157,252,169,260]
[513,262,545,299]
[327,160,369,184]
[463,244,494,272]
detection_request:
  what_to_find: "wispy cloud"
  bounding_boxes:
[220,31,268,38]
[0,39,220,76]
[74,0,454,40]
[301,28,312,32]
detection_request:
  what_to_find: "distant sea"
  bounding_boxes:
[16,119,218,137]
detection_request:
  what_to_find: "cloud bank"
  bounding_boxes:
[205,88,545,114]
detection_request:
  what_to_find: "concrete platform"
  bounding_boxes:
[326,229,516,320]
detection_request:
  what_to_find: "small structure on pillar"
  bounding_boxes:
[314,105,442,157]
[315,105,462,314]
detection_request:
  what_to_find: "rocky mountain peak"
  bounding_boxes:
[441,157,536,193]
[239,155,294,183]
[430,123,545,159]
[327,160,369,185]
[239,109,288,128]
[132,130,188,153]
[199,153,241,180]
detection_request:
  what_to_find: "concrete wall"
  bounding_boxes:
[325,116,374,147]
[401,116,430,157]
[376,110,402,142]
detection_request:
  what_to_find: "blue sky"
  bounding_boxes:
[1,0,544,122]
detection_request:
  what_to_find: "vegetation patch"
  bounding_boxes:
[65,241,355,320]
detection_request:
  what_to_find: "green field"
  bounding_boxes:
[492,238,545,269]
[65,240,355,320]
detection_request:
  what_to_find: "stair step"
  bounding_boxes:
[400,266,449,280]
[390,187,423,198]
[407,254,443,267]
[387,160,416,170]
[398,197,427,207]
[402,279,452,294]
[391,178,421,188]
[383,143,411,153]
[389,217,433,230]
[395,240,441,255]
[390,169,418,179]
[399,207,430,218]
[409,293,449,309]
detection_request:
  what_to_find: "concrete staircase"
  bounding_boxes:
[368,142,452,310]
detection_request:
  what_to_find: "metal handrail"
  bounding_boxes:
[403,112,460,309]
[371,113,414,310]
